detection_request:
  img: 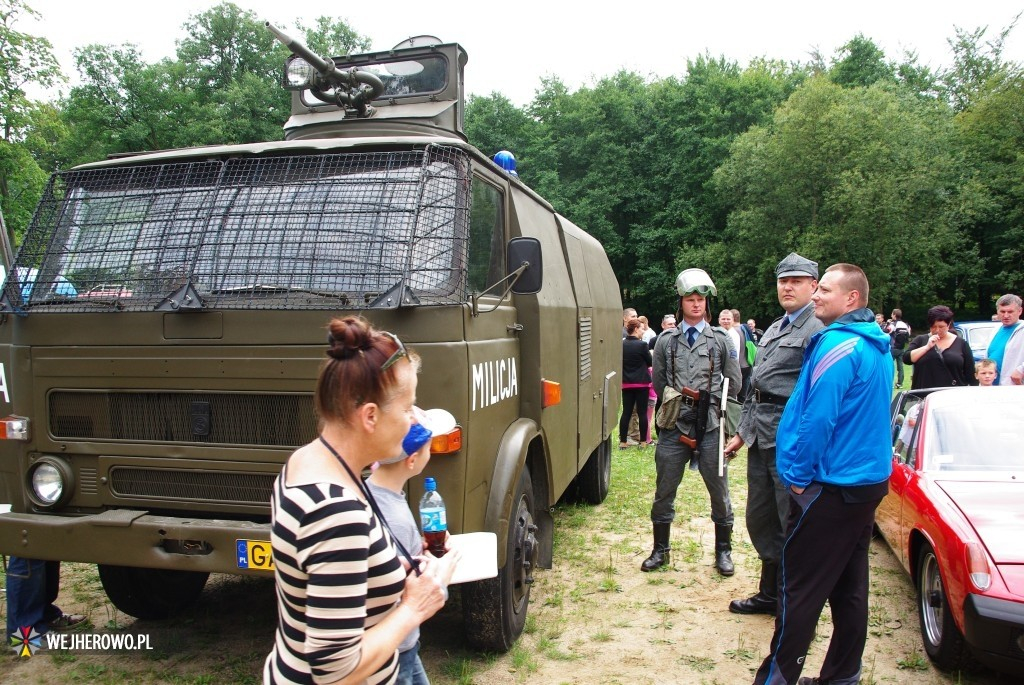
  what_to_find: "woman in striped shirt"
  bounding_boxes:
[264,317,452,685]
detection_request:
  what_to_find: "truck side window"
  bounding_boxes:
[468,178,504,294]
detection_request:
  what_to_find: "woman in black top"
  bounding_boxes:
[620,318,653,448]
[903,305,977,389]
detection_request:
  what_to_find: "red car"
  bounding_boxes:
[877,386,1024,676]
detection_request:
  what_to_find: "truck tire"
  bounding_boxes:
[576,437,611,504]
[98,564,210,620]
[462,467,537,651]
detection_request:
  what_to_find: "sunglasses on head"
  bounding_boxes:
[380,331,408,371]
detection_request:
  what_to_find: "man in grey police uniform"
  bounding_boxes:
[643,268,741,575]
[723,253,824,614]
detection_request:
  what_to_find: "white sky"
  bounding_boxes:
[23,0,1024,106]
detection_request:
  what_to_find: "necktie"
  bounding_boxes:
[779,316,791,332]
[686,327,697,347]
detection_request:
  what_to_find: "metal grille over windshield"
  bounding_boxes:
[2,145,472,312]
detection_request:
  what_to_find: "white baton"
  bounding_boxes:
[718,377,729,477]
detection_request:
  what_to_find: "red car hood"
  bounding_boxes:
[937,480,1024,564]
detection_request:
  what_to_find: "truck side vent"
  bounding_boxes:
[109,467,275,505]
[49,391,316,447]
[579,316,592,381]
[4,146,472,313]
[79,467,98,495]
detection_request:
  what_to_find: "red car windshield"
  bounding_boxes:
[925,395,1024,472]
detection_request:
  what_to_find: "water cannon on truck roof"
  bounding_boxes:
[266,22,384,116]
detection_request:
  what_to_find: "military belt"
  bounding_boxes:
[753,389,789,406]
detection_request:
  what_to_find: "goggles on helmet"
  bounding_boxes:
[675,268,718,297]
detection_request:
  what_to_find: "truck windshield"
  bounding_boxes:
[3,145,472,312]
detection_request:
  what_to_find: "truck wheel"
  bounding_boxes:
[98,565,210,620]
[576,437,611,504]
[916,544,970,670]
[462,467,537,651]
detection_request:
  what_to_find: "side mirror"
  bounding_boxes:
[507,237,542,295]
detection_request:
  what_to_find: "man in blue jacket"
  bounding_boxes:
[751,263,893,685]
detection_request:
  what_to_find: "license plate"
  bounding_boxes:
[236,539,274,571]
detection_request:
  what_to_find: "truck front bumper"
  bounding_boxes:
[0,510,273,575]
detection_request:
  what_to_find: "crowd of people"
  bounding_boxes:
[623,254,1023,685]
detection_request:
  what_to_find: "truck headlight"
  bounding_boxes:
[27,457,74,509]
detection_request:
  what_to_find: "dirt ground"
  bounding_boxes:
[0,447,1016,685]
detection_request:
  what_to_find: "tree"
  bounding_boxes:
[55,45,194,163]
[0,0,62,140]
[630,56,804,318]
[56,5,373,160]
[0,137,46,242]
[943,14,1020,112]
[956,70,1024,301]
[712,77,975,316]
[0,0,63,241]
[464,93,538,178]
[829,34,895,88]
[176,2,282,96]
[527,71,656,303]
[295,15,370,58]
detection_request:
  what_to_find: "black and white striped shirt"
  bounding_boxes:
[264,466,406,685]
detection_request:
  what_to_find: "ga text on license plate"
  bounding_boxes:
[236,539,274,570]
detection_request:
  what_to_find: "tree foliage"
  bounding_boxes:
[0,0,62,243]
[0,0,62,140]
[711,77,975,317]
[1,4,1022,328]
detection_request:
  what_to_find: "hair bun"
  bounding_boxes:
[326,317,373,360]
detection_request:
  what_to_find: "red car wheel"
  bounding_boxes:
[916,544,971,671]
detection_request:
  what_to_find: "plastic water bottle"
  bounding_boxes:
[419,477,447,557]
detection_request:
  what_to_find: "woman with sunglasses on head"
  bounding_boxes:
[264,316,457,685]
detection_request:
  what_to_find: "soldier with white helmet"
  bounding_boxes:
[643,268,741,575]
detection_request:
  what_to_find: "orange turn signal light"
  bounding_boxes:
[541,379,561,408]
[430,427,462,454]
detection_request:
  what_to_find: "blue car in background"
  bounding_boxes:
[954,321,1001,362]
[7,267,78,301]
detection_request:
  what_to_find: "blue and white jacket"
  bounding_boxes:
[776,308,893,489]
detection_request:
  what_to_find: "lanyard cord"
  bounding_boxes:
[318,435,421,576]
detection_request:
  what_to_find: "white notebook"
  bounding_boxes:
[444,532,498,584]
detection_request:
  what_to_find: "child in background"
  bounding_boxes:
[367,415,459,685]
[976,358,997,387]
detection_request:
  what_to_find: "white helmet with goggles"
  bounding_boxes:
[675,268,717,297]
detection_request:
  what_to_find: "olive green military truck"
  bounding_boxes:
[0,27,621,651]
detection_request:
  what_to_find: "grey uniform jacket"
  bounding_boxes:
[653,324,741,434]
[737,306,824,449]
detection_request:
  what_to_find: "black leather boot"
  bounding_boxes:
[729,560,778,614]
[641,523,671,572]
[714,523,734,576]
